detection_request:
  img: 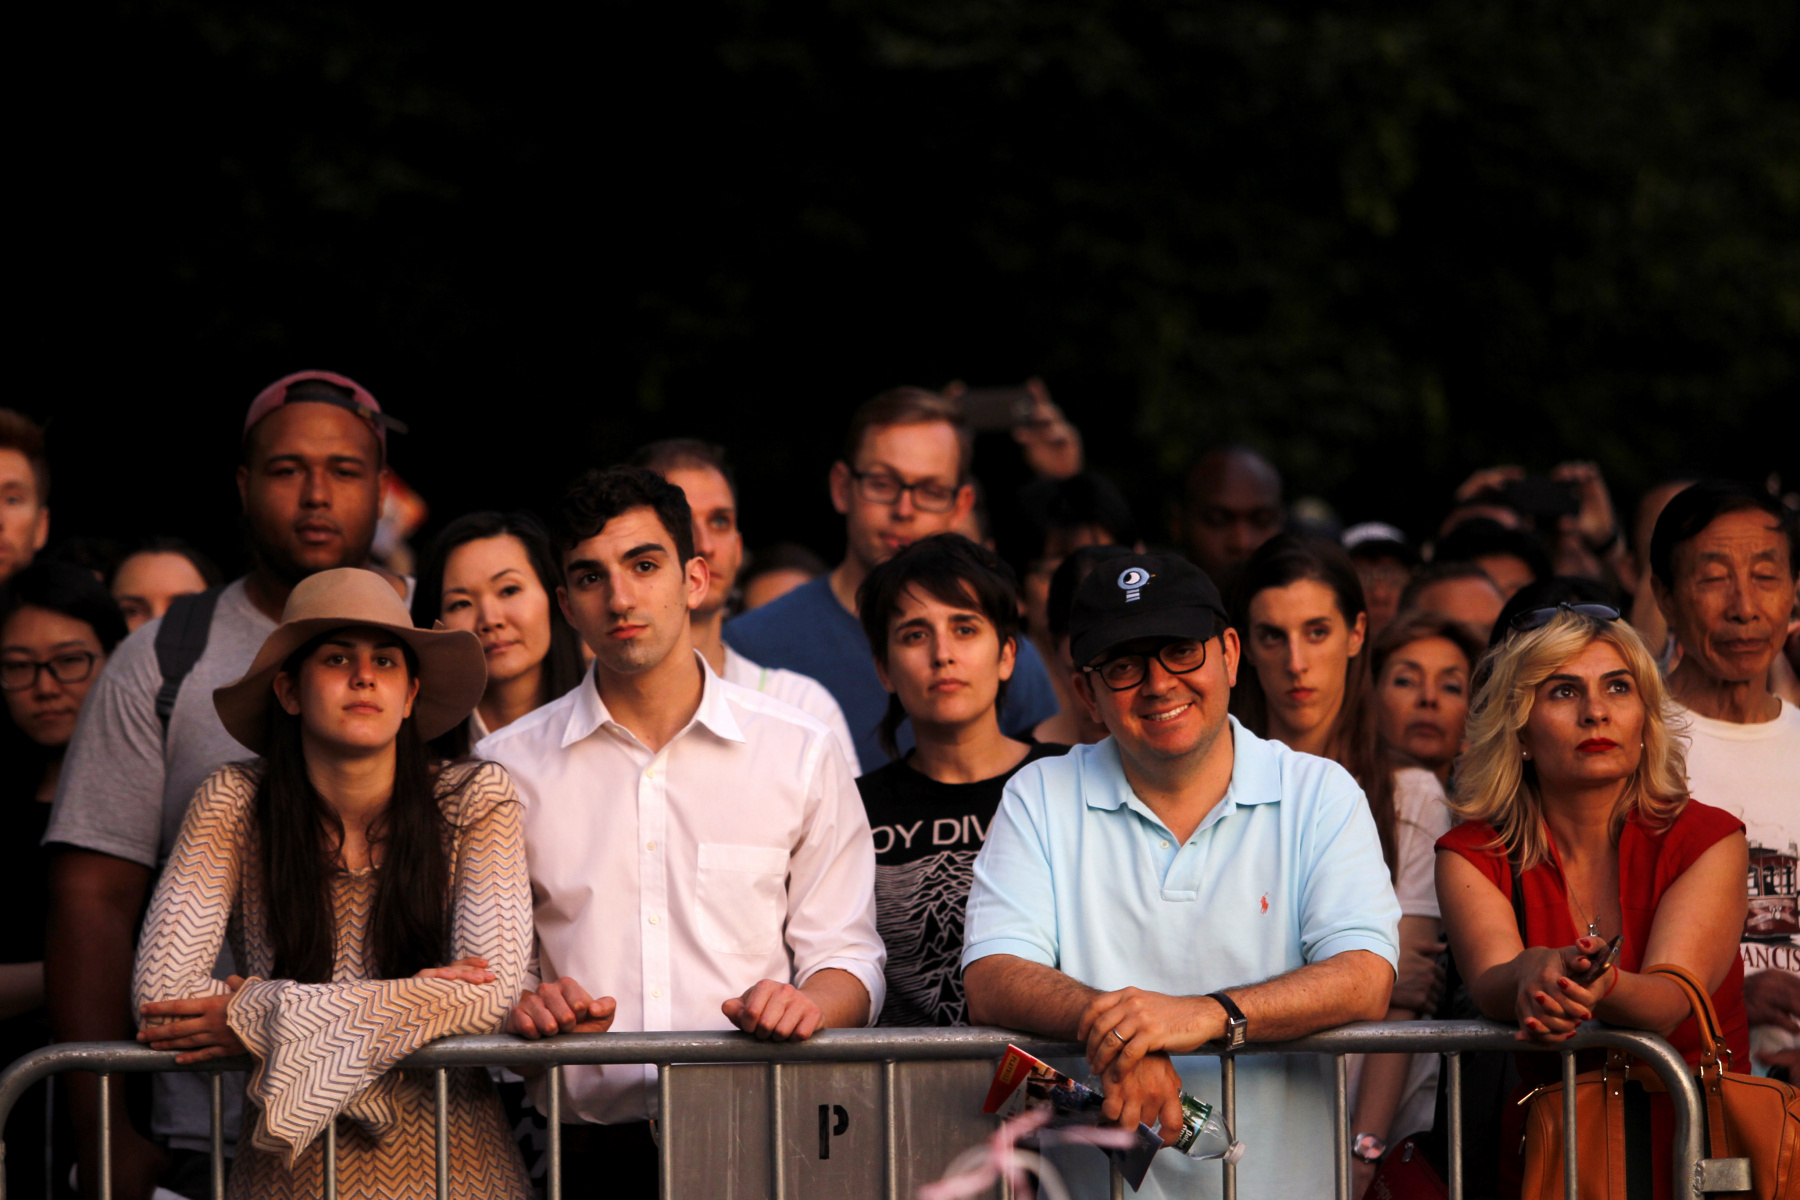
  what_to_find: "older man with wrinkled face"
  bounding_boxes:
[1651,480,1800,1078]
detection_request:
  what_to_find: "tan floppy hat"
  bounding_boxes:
[214,567,487,753]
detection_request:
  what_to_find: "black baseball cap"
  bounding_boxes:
[1069,552,1231,667]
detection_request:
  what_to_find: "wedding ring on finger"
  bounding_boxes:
[1111,1028,1128,1045]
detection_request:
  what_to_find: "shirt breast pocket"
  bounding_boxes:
[694,843,790,957]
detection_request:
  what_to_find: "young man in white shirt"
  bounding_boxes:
[481,466,884,1196]
[629,437,862,773]
[1651,480,1800,1078]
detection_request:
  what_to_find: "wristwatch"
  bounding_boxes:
[1352,1133,1387,1163]
[1205,991,1248,1049]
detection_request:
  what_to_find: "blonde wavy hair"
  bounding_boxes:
[1452,609,1689,869]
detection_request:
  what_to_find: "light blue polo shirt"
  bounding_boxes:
[962,717,1400,1200]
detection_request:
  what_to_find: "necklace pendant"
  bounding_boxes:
[1587,921,1598,938]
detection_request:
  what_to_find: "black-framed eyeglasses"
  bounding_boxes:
[1084,640,1208,691]
[1509,602,1622,632]
[0,651,99,692]
[846,467,961,514]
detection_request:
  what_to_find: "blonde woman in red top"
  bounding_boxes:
[1436,603,1748,1198]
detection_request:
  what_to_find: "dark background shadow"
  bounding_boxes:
[16,0,1799,574]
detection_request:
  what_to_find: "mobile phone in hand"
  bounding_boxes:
[1571,935,1622,987]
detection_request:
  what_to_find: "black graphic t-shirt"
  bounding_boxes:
[858,741,1070,1026]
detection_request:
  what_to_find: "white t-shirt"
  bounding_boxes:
[1346,767,1454,1143]
[1680,698,1800,1070]
[722,644,861,776]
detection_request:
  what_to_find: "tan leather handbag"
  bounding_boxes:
[1518,961,1799,1200]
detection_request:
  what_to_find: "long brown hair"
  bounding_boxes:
[1230,535,1392,872]
[257,631,451,982]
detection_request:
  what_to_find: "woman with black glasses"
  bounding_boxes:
[0,560,127,1199]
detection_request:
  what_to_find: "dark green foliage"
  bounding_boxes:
[20,0,1797,556]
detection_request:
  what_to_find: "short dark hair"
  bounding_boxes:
[120,537,225,589]
[1397,560,1505,616]
[0,408,49,502]
[1433,517,1552,585]
[630,438,737,504]
[1037,473,1138,548]
[1046,544,1134,642]
[1,559,129,653]
[857,533,1023,758]
[1488,575,1618,649]
[1650,480,1798,586]
[1371,608,1486,680]
[743,542,827,585]
[842,387,972,481]
[556,466,695,566]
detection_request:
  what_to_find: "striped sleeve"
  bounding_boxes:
[227,763,531,1162]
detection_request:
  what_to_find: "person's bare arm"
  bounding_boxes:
[48,847,164,1200]
[0,961,45,1020]
[1080,949,1393,1078]
[963,953,1101,1038]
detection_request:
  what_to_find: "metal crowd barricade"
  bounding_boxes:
[0,1020,1739,1200]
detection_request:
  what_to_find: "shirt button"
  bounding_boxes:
[648,915,660,925]
[646,841,656,851]
[652,989,662,1000]
[1159,839,1170,849]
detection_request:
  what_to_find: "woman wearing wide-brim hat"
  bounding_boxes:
[129,568,533,1199]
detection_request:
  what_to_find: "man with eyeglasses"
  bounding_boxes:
[724,386,1057,769]
[962,553,1399,1199]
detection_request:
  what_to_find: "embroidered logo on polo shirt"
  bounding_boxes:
[1260,893,1269,914]
[1117,567,1150,602]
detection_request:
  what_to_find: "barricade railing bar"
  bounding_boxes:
[0,1020,1733,1200]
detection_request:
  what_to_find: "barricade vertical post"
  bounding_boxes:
[1333,1054,1349,1200]
[1109,1162,1124,1200]
[882,1059,897,1200]
[546,1064,562,1200]
[434,1068,449,1200]
[1220,1053,1237,1200]
[210,1073,224,1200]
[769,1061,785,1200]
[1446,1052,1462,1200]
[658,1063,673,1200]
[97,1072,111,1200]
[323,1117,337,1200]
[1560,1052,1576,1200]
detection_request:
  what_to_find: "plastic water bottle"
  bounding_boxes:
[1081,1077,1244,1163]
[1172,1094,1238,1161]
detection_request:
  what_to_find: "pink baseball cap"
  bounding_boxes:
[243,370,408,452]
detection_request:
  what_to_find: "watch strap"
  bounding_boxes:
[1206,991,1248,1046]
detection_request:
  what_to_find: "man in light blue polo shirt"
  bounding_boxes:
[963,552,1399,1199]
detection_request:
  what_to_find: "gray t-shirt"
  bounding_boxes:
[45,578,275,1152]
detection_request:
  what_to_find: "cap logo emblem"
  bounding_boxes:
[1117,567,1150,602]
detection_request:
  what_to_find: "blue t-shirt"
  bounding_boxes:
[723,575,1059,770]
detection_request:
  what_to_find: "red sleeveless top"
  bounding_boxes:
[1436,800,1749,1067]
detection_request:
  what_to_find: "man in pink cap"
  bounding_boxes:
[44,370,407,1200]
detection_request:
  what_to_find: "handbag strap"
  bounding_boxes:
[1642,962,1733,1161]
[1641,962,1727,1066]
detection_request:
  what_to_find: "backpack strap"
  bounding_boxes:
[153,586,224,738]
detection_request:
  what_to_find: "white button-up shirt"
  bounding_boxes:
[476,655,885,1125]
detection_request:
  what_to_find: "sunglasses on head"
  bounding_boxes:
[1509,602,1622,632]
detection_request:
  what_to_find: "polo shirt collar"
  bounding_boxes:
[1083,716,1282,816]
[559,651,746,749]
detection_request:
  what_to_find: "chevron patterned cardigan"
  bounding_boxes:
[134,759,533,1198]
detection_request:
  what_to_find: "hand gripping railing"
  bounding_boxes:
[0,1020,1726,1200]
